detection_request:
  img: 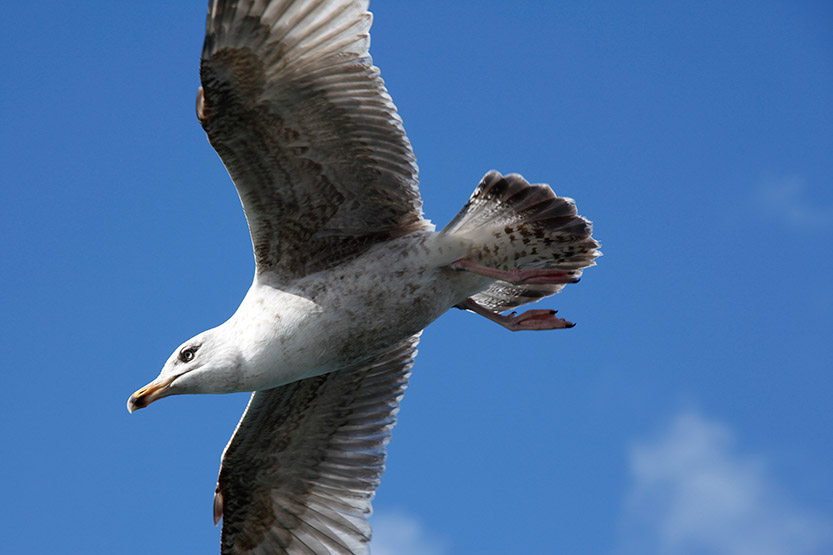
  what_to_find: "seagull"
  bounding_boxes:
[127,1,599,553]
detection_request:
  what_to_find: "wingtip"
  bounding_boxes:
[196,86,207,124]
[213,489,224,526]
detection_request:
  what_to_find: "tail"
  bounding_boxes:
[441,170,600,312]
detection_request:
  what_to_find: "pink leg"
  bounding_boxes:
[448,259,579,285]
[458,298,575,331]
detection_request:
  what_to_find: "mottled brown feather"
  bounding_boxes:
[216,334,419,554]
[200,0,430,281]
[445,170,600,312]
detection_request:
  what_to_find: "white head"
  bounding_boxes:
[127,327,244,413]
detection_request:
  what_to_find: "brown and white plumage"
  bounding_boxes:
[442,171,599,313]
[215,335,418,554]
[128,1,599,553]
[199,0,430,280]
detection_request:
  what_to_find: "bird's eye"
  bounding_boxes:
[179,347,196,363]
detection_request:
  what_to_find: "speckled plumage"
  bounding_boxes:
[127,1,599,553]
[444,171,599,312]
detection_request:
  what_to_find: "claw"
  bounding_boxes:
[504,308,574,331]
[458,298,575,332]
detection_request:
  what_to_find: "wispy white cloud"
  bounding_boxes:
[615,411,833,555]
[755,176,833,229]
[371,510,448,555]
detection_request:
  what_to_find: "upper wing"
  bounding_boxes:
[200,0,430,281]
[214,334,420,555]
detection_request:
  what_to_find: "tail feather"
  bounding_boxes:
[467,281,564,313]
[443,170,599,312]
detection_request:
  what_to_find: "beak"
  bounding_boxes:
[127,375,178,413]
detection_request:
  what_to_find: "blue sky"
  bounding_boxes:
[2,1,832,553]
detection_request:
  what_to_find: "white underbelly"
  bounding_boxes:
[228,231,491,390]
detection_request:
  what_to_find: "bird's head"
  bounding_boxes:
[127,327,243,413]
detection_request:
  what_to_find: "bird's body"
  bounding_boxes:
[128,0,599,552]
[192,229,485,394]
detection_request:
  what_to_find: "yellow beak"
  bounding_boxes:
[127,375,178,413]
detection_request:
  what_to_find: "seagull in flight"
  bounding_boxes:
[128,1,599,553]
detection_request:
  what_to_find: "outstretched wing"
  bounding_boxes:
[214,334,420,554]
[200,0,430,280]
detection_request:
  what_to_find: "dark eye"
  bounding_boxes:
[179,347,196,363]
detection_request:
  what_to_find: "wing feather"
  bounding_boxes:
[201,0,429,280]
[215,334,419,554]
